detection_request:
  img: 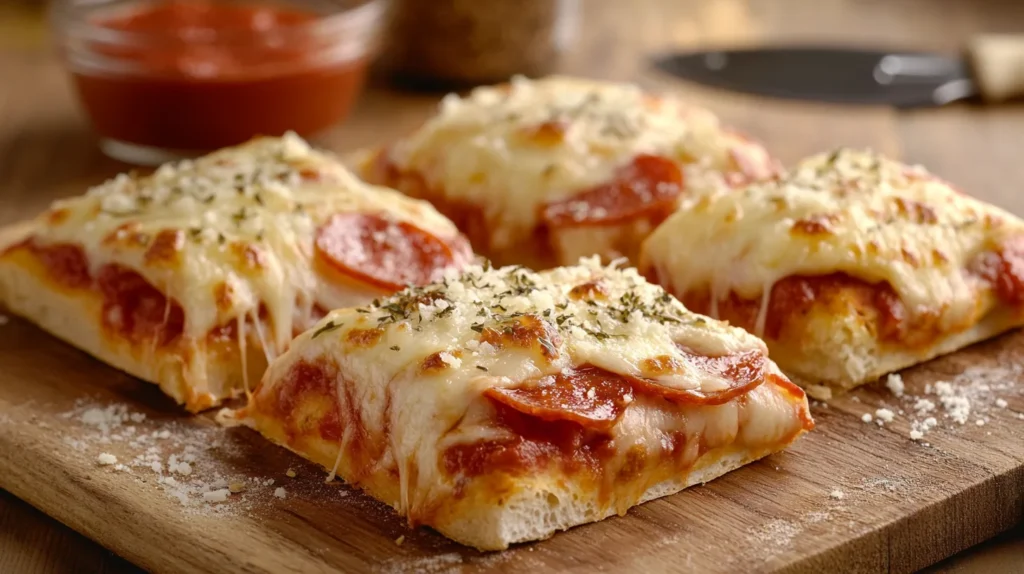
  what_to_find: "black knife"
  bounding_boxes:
[653,35,1024,107]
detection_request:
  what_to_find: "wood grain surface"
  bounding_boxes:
[0,0,1023,572]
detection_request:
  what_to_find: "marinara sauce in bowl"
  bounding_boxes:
[51,0,385,164]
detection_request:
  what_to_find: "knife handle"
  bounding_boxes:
[968,34,1024,102]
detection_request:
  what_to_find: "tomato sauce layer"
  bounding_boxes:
[265,359,343,443]
[680,273,912,343]
[971,235,1024,305]
[23,241,184,346]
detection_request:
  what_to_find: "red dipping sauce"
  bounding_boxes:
[51,0,385,164]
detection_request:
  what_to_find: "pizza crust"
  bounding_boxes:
[768,288,1022,399]
[0,226,266,411]
[236,407,776,550]
[433,446,768,550]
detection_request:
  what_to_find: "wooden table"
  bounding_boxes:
[1,0,1023,572]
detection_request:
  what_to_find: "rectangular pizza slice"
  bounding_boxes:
[639,148,1024,398]
[229,257,813,550]
[0,134,471,411]
[356,75,777,269]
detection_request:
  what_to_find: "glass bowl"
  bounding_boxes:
[50,0,387,165]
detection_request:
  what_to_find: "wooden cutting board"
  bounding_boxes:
[1,284,1023,574]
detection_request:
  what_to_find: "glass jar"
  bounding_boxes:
[380,0,580,87]
[50,0,387,165]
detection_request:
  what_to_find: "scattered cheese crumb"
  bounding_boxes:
[875,408,895,423]
[909,430,924,441]
[285,468,297,478]
[438,351,462,369]
[913,398,936,415]
[885,373,904,397]
[395,535,406,546]
[829,489,845,500]
[97,453,118,466]
[170,461,193,476]
[202,489,231,503]
[976,419,986,426]
[861,413,873,423]
[228,482,246,493]
[274,487,287,499]
[996,398,1008,409]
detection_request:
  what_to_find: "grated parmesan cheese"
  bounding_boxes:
[97,453,117,465]
[885,373,905,397]
[274,487,287,499]
[202,489,231,503]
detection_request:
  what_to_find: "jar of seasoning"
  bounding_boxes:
[381,0,580,87]
[50,0,387,165]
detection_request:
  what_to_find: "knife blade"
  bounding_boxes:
[653,35,1024,107]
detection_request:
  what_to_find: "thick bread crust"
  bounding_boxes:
[239,409,786,550]
[0,227,264,411]
[433,446,771,550]
[647,271,1021,399]
[779,300,1021,399]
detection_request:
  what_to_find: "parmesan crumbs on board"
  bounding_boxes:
[885,373,904,397]
[43,398,346,517]
[879,364,1020,441]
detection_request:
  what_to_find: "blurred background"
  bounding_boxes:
[0,0,1023,572]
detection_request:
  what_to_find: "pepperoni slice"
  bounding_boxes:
[628,348,766,405]
[315,213,469,291]
[484,366,634,431]
[541,154,683,227]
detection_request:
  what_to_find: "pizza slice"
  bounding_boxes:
[229,258,813,550]
[0,134,472,411]
[640,148,1024,398]
[357,75,777,269]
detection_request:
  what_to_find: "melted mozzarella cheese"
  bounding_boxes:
[642,148,1024,332]
[387,75,773,250]
[31,133,464,354]
[260,257,802,514]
